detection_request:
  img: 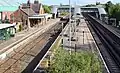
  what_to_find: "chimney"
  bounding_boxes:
[34,0,39,4]
[27,0,30,7]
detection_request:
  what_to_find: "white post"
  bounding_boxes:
[28,7,31,29]
[119,21,120,27]
[115,19,116,27]
[69,0,72,54]
[74,2,77,37]
[62,23,63,47]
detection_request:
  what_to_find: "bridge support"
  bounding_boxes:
[96,13,99,19]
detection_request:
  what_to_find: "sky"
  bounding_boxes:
[0,0,120,6]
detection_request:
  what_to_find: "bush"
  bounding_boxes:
[47,48,102,73]
[60,12,68,16]
[43,5,51,13]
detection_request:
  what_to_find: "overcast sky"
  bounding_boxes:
[0,0,120,6]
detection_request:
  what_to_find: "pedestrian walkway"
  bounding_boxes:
[62,19,97,52]
[0,18,60,55]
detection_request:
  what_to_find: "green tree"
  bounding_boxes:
[105,1,113,16]
[109,3,120,25]
[96,2,101,5]
[43,5,51,13]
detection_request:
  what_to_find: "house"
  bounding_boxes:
[21,0,44,14]
[0,6,18,23]
[10,7,36,30]
[10,0,45,30]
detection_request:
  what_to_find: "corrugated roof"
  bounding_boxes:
[0,24,15,30]
[0,6,18,11]
[98,8,107,14]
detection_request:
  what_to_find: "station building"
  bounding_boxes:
[10,0,52,31]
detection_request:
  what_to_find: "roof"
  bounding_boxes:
[0,6,18,12]
[21,3,30,8]
[31,3,41,13]
[75,6,81,14]
[29,14,45,19]
[29,14,52,19]
[21,3,41,14]
[21,8,36,16]
[98,8,107,14]
[81,7,99,9]
[0,24,15,30]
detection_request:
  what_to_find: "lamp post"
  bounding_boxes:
[61,23,63,48]
[69,0,72,54]
[27,8,31,30]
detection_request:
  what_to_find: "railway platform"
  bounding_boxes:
[61,18,108,73]
[62,19,97,52]
[0,18,60,73]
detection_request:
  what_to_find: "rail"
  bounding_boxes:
[86,14,120,73]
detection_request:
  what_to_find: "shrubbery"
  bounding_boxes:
[47,48,102,73]
[60,12,69,16]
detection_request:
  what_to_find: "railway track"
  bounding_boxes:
[83,13,120,73]
[0,17,69,73]
[22,17,69,73]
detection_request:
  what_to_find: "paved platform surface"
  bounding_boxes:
[62,19,97,52]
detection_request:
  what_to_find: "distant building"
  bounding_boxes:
[0,6,18,23]
[10,7,36,29]
[21,0,44,14]
[10,0,45,30]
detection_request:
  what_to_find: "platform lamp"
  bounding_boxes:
[69,0,72,54]
[27,0,31,30]
[74,2,77,52]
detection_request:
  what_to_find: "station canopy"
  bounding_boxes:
[0,24,15,30]
[29,14,52,19]
[98,8,107,15]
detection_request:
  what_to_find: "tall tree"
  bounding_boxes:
[43,5,51,13]
[96,2,100,5]
[105,1,113,16]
